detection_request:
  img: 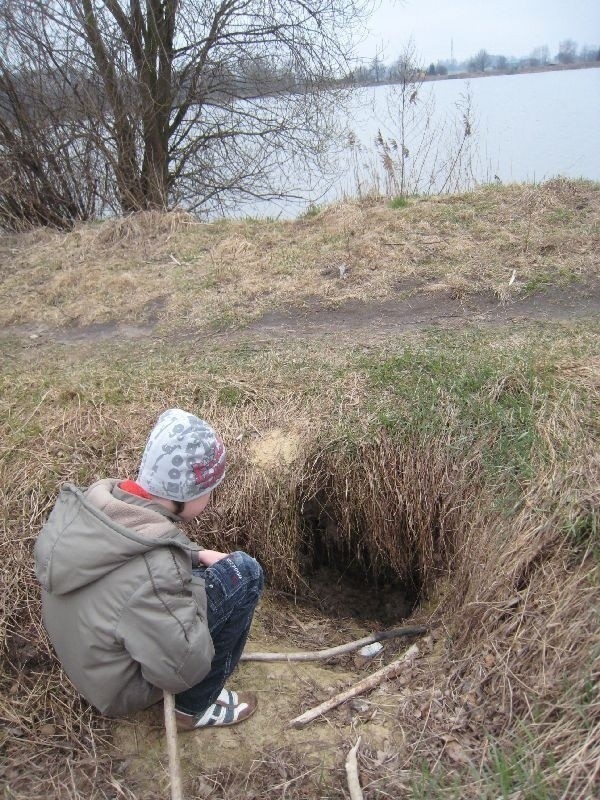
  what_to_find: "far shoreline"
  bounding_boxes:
[345,61,600,91]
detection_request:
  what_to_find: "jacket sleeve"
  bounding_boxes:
[115,552,215,694]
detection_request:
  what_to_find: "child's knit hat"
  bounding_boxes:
[137,408,226,502]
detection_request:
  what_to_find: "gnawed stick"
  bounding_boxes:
[241,626,427,662]
[163,691,184,800]
[289,644,419,729]
[345,737,364,800]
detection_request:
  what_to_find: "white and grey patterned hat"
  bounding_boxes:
[137,409,226,502]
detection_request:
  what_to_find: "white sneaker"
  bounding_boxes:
[175,691,257,731]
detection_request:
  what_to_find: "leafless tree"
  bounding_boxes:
[530,45,550,66]
[0,0,370,227]
[557,39,577,65]
[468,49,490,73]
[578,45,600,63]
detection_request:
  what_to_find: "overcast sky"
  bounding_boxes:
[355,0,600,64]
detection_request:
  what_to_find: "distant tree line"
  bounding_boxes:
[348,39,600,85]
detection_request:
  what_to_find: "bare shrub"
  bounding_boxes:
[348,43,478,200]
[0,60,112,230]
[0,0,370,226]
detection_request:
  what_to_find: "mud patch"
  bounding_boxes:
[2,281,599,348]
[299,497,416,627]
[0,320,155,345]
[245,280,600,339]
[303,565,413,627]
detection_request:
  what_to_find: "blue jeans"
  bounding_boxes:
[175,551,264,715]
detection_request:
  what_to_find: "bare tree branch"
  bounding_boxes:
[0,0,371,224]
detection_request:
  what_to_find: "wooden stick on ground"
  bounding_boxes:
[241,626,427,662]
[289,644,420,729]
[345,737,364,800]
[163,691,183,800]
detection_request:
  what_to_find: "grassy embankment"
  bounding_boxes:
[0,179,598,799]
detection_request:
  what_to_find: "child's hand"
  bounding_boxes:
[197,549,228,566]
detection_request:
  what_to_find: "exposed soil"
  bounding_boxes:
[3,280,599,348]
[305,566,413,626]
[244,280,600,341]
[250,428,300,471]
[112,590,426,797]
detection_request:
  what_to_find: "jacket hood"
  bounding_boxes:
[34,480,198,595]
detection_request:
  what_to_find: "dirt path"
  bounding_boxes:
[243,280,600,341]
[3,280,599,347]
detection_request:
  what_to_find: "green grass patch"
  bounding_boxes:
[217,385,245,407]
[358,331,542,480]
[389,195,410,209]
[354,325,597,496]
[299,203,321,219]
[410,730,562,800]
[522,267,580,295]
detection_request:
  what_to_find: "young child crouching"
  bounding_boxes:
[34,408,263,730]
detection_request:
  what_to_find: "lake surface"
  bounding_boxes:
[243,67,600,218]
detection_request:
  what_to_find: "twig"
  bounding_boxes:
[241,626,427,662]
[289,644,420,728]
[345,737,364,800]
[163,691,183,800]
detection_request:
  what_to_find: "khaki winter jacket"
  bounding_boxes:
[34,480,214,717]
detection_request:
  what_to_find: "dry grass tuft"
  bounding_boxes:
[188,743,337,799]
[81,209,198,250]
[1,180,598,332]
[556,355,600,390]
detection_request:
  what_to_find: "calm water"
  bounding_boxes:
[244,67,600,218]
